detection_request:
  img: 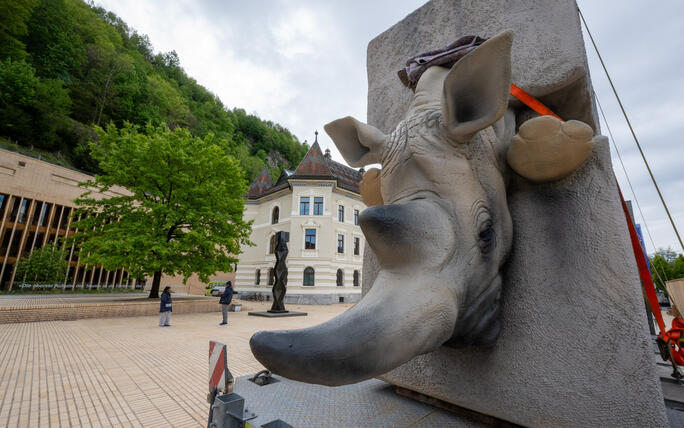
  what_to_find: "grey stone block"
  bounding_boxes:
[366,0,599,134]
[363,2,667,424]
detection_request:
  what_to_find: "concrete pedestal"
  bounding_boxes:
[248,311,308,318]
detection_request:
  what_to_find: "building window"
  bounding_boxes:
[255,269,261,285]
[305,229,316,249]
[336,269,343,287]
[8,196,20,222]
[313,197,323,215]
[354,209,359,226]
[92,267,102,286]
[269,234,276,254]
[60,207,71,229]
[303,267,315,286]
[354,237,360,255]
[271,206,279,224]
[353,270,360,287]
[300,197,310,215]
[0,194,7,218]
[33,232,44,249]
[40,203,51,226]
[0,263,13,289]
[17,199,31,224]
[23,232,35,255]
[337,234,344,254]
[52,205,63,228]
[8,232,22,257]
[0,230,11,253]
[268,268,275,285]
[338,205,344,222]
[31,201,43,225]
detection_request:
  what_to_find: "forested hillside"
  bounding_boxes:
[0,0,308,180]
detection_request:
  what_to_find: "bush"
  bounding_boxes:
[14,246,69,286]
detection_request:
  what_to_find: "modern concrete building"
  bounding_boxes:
[235,134,366,304]
[0,148,233,294]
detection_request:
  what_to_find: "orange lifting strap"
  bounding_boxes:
[509,83,684,368]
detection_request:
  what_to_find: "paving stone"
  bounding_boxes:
[0,301,352,427]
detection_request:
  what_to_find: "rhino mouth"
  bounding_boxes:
[445,273,503,347]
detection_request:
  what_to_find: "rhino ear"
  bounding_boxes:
[442,30,513,142]
[324,117,386,167]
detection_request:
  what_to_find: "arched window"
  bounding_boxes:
[353,270,360,287]
[269,234,276,254]
[271,206,279,224]
[255,269,261,285]
[303,267,315,286]
[336,269,344,287]
[268,268,275,285]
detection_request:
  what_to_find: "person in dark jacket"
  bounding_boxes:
[159,286,172,327]
[219,281,233,325]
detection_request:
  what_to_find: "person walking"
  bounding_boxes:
[219,281,233,325]
[159,286,172,327]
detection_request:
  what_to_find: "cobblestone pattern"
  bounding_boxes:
[0,302,351,427]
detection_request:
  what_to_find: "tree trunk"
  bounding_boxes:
[148,271,162,298]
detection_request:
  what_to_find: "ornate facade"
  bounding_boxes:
[235,136,366,304]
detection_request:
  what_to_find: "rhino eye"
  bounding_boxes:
[478,220,495,253]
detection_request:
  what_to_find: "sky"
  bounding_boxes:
[95,0,684,254]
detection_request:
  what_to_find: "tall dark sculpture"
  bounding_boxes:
[269,231,289,313]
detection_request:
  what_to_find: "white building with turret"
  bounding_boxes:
[235,134,366,304]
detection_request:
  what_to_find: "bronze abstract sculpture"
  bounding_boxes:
[269,231,289,313]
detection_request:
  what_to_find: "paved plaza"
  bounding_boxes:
[0,301,351,428]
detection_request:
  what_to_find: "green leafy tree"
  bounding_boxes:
[0,58,71,149]
[0,0,38,60]
[650,248,684,292]
[14,246,69,287]
[70,123,252,298]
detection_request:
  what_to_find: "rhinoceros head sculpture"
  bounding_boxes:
[250,30,596,386]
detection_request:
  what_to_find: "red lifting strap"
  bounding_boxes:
[616,185,667,335]
[510,83,563,120]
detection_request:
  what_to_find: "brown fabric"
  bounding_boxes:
[397,35,487,91]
